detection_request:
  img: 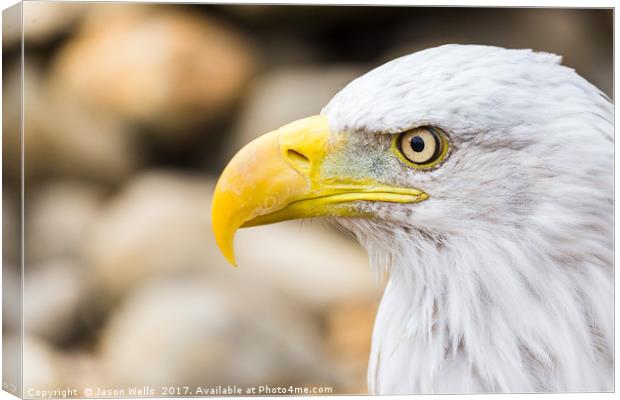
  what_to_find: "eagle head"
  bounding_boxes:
[211,44,613,393]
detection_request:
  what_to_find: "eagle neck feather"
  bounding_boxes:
[347,222,612,394]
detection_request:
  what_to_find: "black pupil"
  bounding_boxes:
[410,136,425,152]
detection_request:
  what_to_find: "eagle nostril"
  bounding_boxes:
[286,149,311,172]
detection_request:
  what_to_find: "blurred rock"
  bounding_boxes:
[24,259,86,342]
[7,334,102,394]
[99,275,333,388]
[23,2,86,46]
[221,65,361,164]
[2,333,21,396]
[21,335,63,392]
[26,180,106,262]
[325,301,377,393]
[220,5,399,30]
[2,3,21,50]
[82,171,226,303]
[3,266,21,332]
[235,221,380,311]
[233,222,380,393]
[56,352,102,393]
[2,190,19,263]
[83,167,379,317]
[384,8,612,97]
[49,4,257,139]
[1,62,23,180]
[3,61,139,183]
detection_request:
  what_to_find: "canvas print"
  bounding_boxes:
[2,2,613,397]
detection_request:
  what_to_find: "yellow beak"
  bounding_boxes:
[211,115,428,265]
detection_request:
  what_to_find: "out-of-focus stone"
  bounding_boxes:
[21,335,63,392]
[83,168,379,310]
[26,180,106,262]
[2,190,19,263]
[2,62,24,180]
[221,66,361,163]
[23,2,86,46]
[98,275,334,388]
[220,5,392,28]
[325,301,378,393]
[82,171,226,303]
[384,8,612,97]
[56,352,102,393]
[7,334,102,394]
[3,266,21,332]
[3,61,138,183]
[235,221,381,311]
[2,3,22,50]
[49,4,256,138]
[24,259,86,342]
[2,334,21,396]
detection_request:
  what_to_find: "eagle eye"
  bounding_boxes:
[393,126,449,170]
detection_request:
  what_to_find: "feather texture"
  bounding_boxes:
[322,45,613,393]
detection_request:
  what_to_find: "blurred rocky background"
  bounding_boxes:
[2,2,612,396]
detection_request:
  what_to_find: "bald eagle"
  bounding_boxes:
[211,45,613,393]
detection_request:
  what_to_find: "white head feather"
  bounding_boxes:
[321,44,613,393]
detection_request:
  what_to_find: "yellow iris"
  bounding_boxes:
[391,126,450,170]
